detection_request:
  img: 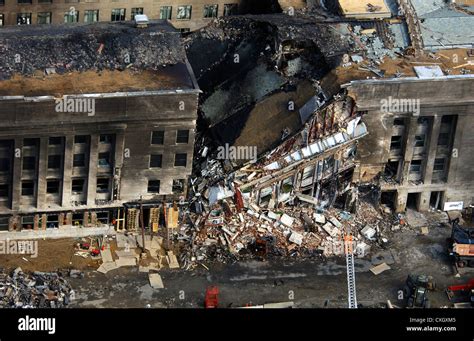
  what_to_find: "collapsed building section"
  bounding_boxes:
[0,21,200,235]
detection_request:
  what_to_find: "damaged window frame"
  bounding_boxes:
[131,7,143,20]
[37,12,52,25]
[160,6,172,20]
[203,4,218,18]
[176,5,192,20]
[21,181,34,197]
[147,180,160,194]
[17,13,32,25]
[46,180,60,194]
[84,10,99,23]
[172,179,185,194]
[96,178,110,193]
[71,179,85,194]
[111,8,126,22]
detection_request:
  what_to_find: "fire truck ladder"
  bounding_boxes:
[345,234,358,309]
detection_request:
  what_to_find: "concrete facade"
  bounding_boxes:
[0,0,240,31]
[0,22,200,233]
[348,76,474,212]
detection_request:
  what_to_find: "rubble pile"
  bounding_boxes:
[0,268,75,308]
[0,22,184,79]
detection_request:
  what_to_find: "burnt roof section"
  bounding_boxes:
[0,21,187,81]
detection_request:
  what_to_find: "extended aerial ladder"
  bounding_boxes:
[344,233,358,309]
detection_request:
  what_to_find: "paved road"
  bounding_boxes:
[69,226,473,308]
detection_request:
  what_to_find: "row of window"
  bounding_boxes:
[0,4,238,26]
[0,177,181,197]
[408,158,447,174]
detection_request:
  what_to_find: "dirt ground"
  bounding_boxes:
[2,212,473,308]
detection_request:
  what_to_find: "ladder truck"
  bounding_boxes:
[344,233,358,309]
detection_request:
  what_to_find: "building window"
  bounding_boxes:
[433,158,446,172]
[46,180,60,194]
[0,158,10,172]
[72,179,85,194]
[147,180,160,193]
[414,135,425,147]
[174,153,187,167]
[48,136,62,145]
[48,155,61,169]
[73,153,86,167]
[38,0,52,3]
[150,154,163,168]
[111,8,126,21]
[0,184,8,198]
[151,131,164,145]
[172,179,185,194]
[417,117,429,125]
[393,118,405,126]
[204,4,218,18]
[177,5,192,20]
[98,152,111,167]
[23,138,38,147]
[100,134,113,144]
[21,181,34,196]
[176,130,189,144]
[0,14,4,27]
[74,135,88,144]
[64,10,79,23]
[131,7,143,20]
[96,178,109,193]
[17,13,32,25]
[160,6,172,20]
[37,12,52,25]
[224,3,238,16]
[409,160,422,174]
[437,132,450,146]
[17,0,32,3]
[84,10,99,23]
[390,136,402,150]
[22,156,36,170]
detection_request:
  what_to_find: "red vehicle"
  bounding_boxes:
[205,286,219,308]
[446,279,474,307]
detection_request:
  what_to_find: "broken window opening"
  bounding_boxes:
[111,8,126,22]
[0,217,9,231]
[172,179,185,194]
[437,132,450,146]
[37,12,52,25]
[0,158,10,172]
[46,214,59,228]
[72,179,85,194]
[204,4,218,18]
[147,180,160,194]
[0,14,4,27]
[433,158,446,172]
[96,178,110,193]
[21,216,34,229]
[131,7,143,20]
[414,135,426,147]
[177,5,192,20]
[393,118,406,126]
[46,180,60,194]
[48,137,63,145]
[74,135,88,144]
[151,131,164,145]
[383,160,399,180]
[381,191,397,210]
[22,156,36,170]
[48,155,62,169]
[73,153,86,168]
[409,160,422,174]
[21,181,34,196]
[150,154,163,168]
[98,152,111,167]
[160,6,172,20]
[64,11,79,23]
[99,134,113,144]
[174,153,187,167]
[224,3,238,16]
[84,10,99,23]
[390,136,402,150]
[96,211,110,224]
[0,184,9,198]
[176,130,189,144]
[406,193,420,210]
[17,13,32,25]
[430,191,444,210]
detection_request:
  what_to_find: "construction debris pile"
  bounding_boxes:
[0,268,75,308]
[0,22,184,79]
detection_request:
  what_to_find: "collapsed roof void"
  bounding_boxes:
[185,15,350,154]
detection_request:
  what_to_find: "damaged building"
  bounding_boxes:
[0,21,200,233]
[349,75,474,213]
